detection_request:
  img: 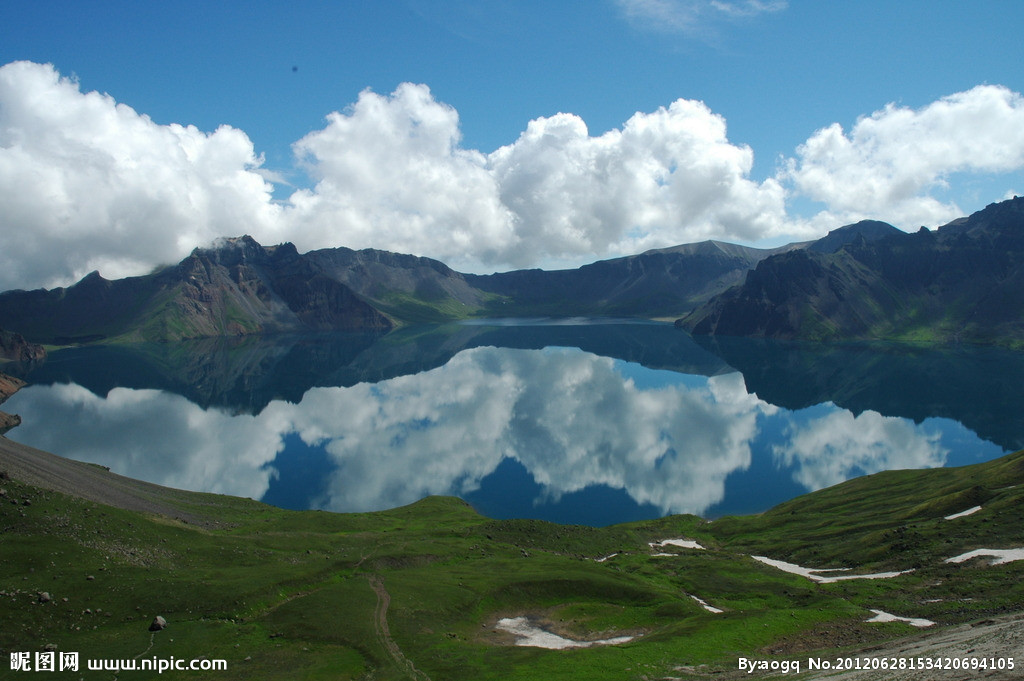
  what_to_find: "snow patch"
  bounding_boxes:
[495,617,636,649]
[944,505,982,520]
[751,556,913,584]
[649,538,705,551]
[690,595,723,614]
[945,548,1024,565]
[866,609,935,628]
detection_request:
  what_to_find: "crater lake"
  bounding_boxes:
[3,320,1019,525]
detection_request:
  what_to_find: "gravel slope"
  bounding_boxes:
[800,612,1024,681]
[0,435,221,526]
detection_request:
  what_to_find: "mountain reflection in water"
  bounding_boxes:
[4,321,1016,525]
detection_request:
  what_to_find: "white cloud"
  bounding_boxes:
[283,84,790,271]
[285,83,517,268]
[0,61,281,290]
[2,60,1024,291]
[782,85,1024,228]
[487,101,788,265]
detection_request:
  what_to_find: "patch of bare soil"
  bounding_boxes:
[764,617,892,656]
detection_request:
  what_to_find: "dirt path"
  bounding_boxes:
[368,575,431,681]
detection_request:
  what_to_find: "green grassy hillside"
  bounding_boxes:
[2,438,1022,680]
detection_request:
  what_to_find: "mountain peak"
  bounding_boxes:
[808,220,902,254]
[190,235,271,268]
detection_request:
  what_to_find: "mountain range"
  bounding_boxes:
[680,197,1024,347]
[1,196,1022,347]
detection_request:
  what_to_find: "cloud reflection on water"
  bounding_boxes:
[773,408,948,491]
[9,345,954,518]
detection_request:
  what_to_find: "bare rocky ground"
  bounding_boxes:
[797,611,1024,681]
[673,613,1024,681]
[0,435,221,526]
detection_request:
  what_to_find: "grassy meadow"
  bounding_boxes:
[1,443,1022,680]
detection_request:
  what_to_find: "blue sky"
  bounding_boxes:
[1,0,1023,289]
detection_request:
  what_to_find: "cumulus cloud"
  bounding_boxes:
[3,60,1024,291]
[0,61,791,286]
[487,101,788,264]
[783,85,1024,228]
[286,83,517,267]
[284,83,789,270]
[0,61,281,290]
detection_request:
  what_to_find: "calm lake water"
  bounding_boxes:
[4,320,1020,525]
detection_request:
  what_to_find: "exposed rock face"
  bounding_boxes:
[0,372,25,404]
[0,370,25,434]
[0,328,46,362]
[680,197,1024,346]
[0,412,20,434]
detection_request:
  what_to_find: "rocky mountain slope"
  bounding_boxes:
[680,197,1024,347]
[0,236,807,343]
[0,237,393,343]
[305,246,489,323]
[465,240,803,318]
[2,197,1023,346]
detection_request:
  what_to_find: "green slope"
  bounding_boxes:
[2,437,1023,680]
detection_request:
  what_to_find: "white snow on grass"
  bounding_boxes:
[496,617,636,649]
[649,539,705,551]
[690,595,723,614]
[594,552,619,563]
[866,609,935,628]
[751,556,913,584]
[945,548,1024,565]
[944,505,982,520]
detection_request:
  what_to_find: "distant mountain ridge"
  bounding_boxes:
[1,197,1023,346]
[0,235,806,343]
[680,196,1024,347]
[464,240,803,318]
